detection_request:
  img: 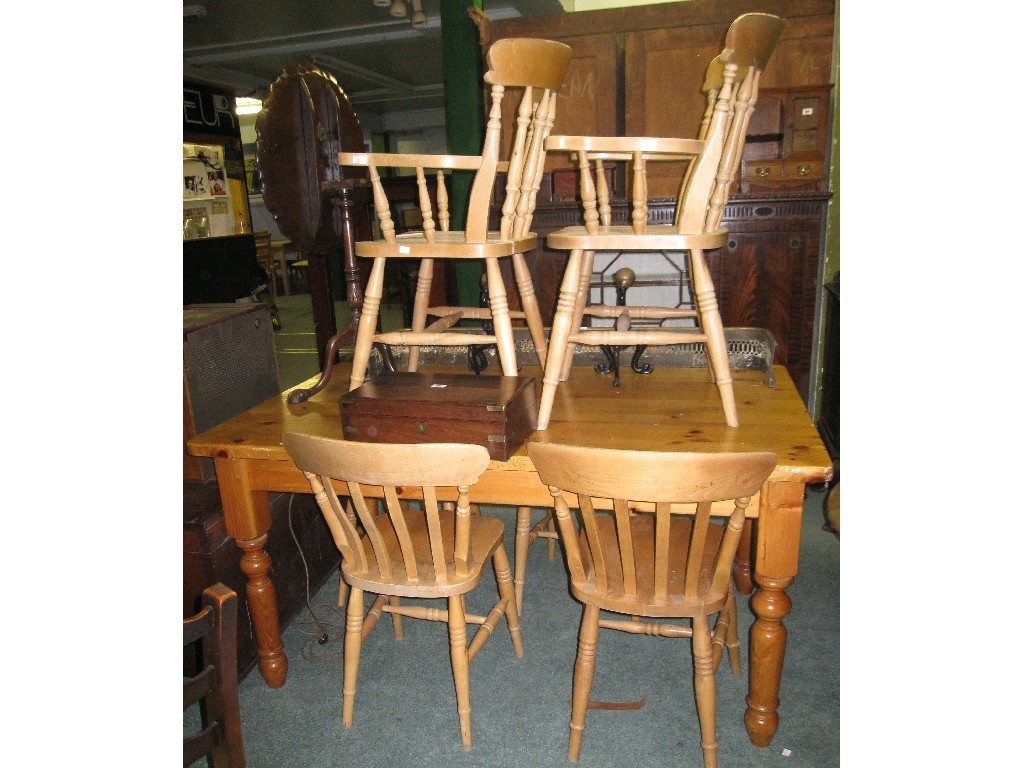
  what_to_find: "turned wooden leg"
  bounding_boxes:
[568,603,600,763]
[511,251,547,370]
[733,519,754,595]
[485,257,518,377]
[236,535,287,688]
[692,617,719,768]
[349,256,386,391]
[492,543,524,657]
[214,456,287,688]
[559,249,595,383]
[408,257,434,372]
[745,480,803,747]
[448,594,473,750]
[538,250,583,430]
[724,590,742,677]
[514,507,533,611]
[342,588,364,728]
[690,247,738,427]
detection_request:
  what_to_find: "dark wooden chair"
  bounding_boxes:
[183,583,245,768]
[282,433,524,751]
[535,13,785,430]
[528,442,776,767]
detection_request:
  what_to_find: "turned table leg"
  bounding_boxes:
[214,456,289,688]
[744,480,804,747]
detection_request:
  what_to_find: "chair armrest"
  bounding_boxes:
[338,152,483,171]
[545,135,704,159]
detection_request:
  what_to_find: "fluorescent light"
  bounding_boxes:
[235,97,263,115]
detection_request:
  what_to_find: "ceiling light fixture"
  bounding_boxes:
[373,0,428,27]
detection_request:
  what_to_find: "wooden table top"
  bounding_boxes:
[187,362,832,486]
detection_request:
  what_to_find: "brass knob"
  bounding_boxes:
[756,166,771,177]
[613,268,636,291]
[797,165,812,176]
[416,421,428,435]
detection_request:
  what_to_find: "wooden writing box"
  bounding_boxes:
[340,373,537,461]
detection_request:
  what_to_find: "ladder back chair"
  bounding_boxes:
[527,442,776,768]
[282,433,524,751]
[253,230,279,299]
[183,583,245,768]
[535,13,784,430]
[338,37,573,391]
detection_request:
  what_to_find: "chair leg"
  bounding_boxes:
[349,257,387,391]
[559,249,595,383]
[342,588,365,728]
[485,257,518,377]
[514,506,533,611]
[390,596,404,640]
[690,248,738,427]
[447,594,473,750]
[511,251,548,370]
[724,590,741,676]
[538,249,584,430]
[407,257,435,372]
[568,603,601,763]
[492,542,524,657]
[692,617,719,768]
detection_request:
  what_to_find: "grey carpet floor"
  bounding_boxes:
[228,491,839,768]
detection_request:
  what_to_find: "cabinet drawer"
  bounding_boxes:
[741,159,825,193]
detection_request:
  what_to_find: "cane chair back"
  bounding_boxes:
[339,37,573,391]
[183,583,245,768]
[535,13,784,431]
[282,433,524,751]
[527,442,776,767]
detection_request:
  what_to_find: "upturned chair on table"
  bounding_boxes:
[282,433,524,751]
[338,37,573,391]
[183,583,245,768]
[528,442,776,768]
[535,13,784,430]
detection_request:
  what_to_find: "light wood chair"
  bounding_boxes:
[282,433,524,751]
[535,13,784,430]
[527,442,776,768]
[253,229,279,298]
[183,583,245,768]
[338,37,573,391]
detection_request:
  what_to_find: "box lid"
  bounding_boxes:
[340,372,534,422]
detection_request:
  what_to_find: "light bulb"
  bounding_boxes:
[410,0,426,26]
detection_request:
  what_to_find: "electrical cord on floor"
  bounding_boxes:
[286,492,347,663]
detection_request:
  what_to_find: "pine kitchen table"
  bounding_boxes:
[187,359,832,747]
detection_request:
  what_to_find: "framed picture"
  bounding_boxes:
[207,169,227,196]
[184,173,208,197]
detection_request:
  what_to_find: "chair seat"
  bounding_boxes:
[344,509,506,598]
[573,515,729,617]
[547,225,728,251]
[354,230,538,260]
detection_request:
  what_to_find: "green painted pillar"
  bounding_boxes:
[440,0,485,309]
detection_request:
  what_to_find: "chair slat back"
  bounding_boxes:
[283,434,491,585]
[528,443,776,606]
[183,583,245,768]
[475,38,572,242]
[675,12,783,233]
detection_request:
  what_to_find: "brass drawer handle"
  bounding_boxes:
[755,166,772,177]
[797,165,812,176]
[416,421,428,435]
